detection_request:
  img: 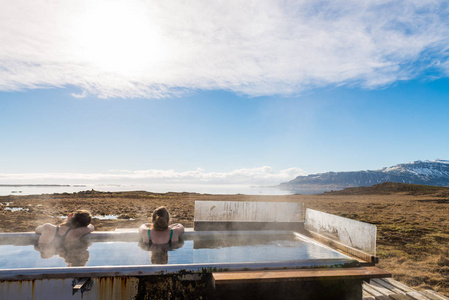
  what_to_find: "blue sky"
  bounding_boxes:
[0,1,448,186]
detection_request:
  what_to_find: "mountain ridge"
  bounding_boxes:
[279,159,449,193]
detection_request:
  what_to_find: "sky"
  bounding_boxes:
[0,0,449,187]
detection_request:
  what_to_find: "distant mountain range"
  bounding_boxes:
[279,159,449,193]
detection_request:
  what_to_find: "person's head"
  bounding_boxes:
[152,206,169,231]
[65,210,92,229]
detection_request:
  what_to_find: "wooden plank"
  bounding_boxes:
[371,279,408,300]
[363,283,389,300]
[363,289,376,300]
[406,291,431,300]
[364,283,394,299]
[372,279,407,293]
[367,281,400,298]
[212,266,391,285]
[420,290,449,300]
[382,278,417,294]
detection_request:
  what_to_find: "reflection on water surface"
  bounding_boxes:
[0,234,349,269]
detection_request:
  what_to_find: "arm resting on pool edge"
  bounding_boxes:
[138,223,185,243]
[35,223,52,235]
[169,223,184,232]
[34,224,94,244]
[0,228,186,245]
[169,223,185,242]
[68,224,95,240]
[138,223,151,242]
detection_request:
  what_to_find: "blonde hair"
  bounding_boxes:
[152,206,169,231]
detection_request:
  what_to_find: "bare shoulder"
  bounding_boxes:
[79,224,94,234]
[35,223,56,234]
[138,223,151,242]
[170,223,185,235]
[139,223,151,232]
[69,224,94,237]
[36,224,57,243]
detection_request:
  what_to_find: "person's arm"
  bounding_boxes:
[80,224,95,235]
[67,224,95,241]
[169,223,184,230]
[35,225,44,235]
[138,223,151,242]
[170,223,185,240]
[35,223,51,235]
[35,223,56,243]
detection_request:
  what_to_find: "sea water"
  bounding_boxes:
[0,183,302,196]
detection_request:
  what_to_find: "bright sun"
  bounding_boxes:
[71,2,170,76]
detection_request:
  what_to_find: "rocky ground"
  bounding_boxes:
[1,182,448,296]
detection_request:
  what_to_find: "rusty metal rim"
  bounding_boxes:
[0,258,360,281]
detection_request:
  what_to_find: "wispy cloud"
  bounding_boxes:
[1,0,448,98]
[0,167,305,185]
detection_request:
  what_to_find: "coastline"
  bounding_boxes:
[0,183,295,197]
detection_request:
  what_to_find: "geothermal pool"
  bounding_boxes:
[0,232,350,269]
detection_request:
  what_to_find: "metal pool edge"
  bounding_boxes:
[0,258,360,281]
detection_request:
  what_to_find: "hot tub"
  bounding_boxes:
[0,230,354,269]
[0,202,390,299]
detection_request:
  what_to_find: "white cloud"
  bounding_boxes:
[0,167,306,185]
[0,0,448,98]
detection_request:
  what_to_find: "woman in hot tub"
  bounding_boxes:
[138,206,184,245]
[35,210,95,245]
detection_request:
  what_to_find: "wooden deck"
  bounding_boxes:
[213,269,448,300]
[362,278,448,300]
[213,266,391,285]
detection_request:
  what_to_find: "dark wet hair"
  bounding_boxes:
[65,210,92,229]
[152,206,169,231]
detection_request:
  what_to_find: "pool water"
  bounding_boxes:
[0,234,349,269]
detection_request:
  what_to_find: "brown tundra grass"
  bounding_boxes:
[1,183,448,296]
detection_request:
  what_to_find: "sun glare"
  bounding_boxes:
[71,2,170,76]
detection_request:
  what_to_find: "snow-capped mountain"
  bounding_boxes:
[279,159,449,192]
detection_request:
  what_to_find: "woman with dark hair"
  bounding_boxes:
[35,210,95,245]
[138,206,184,245]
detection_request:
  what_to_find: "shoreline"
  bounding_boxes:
[0,184,296,197]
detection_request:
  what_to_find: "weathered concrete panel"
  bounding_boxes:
[305,209,376,256]
[194,201,304,222]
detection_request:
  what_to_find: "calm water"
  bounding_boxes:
[0,183,302,196]
[0,235,348,269]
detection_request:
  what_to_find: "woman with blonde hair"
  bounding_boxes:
[138,206,184,245]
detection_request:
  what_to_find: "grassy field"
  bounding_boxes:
[1,182,448,296]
